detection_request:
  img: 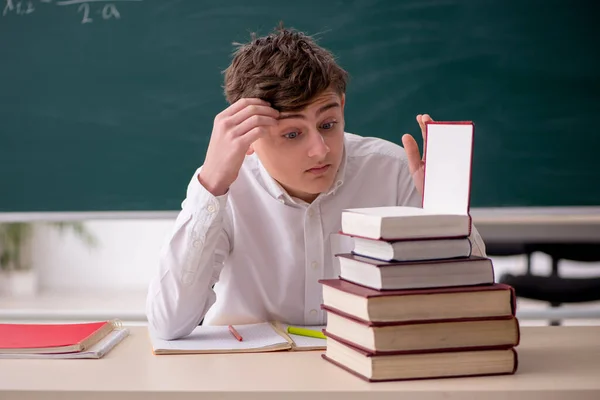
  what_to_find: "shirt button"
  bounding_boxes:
[193,240,202,248]
[207,204,216,213]
[279,198,285,204]
[307,209,314,217]
[311,261,318,270]
[310,309,318,316]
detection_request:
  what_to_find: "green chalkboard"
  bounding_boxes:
[1,0,599,212]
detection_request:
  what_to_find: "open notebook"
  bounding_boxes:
[149,322,326,355]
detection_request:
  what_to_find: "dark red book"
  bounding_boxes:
[320,278,516,323]
[322,334,518,382]
[322,306,520,355]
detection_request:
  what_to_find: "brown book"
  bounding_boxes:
[336,253,494,290]
[322,335,518,382]
[323,307,520,354]
[320,279,516,324]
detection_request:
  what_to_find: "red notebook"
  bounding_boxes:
[0,320,119,354]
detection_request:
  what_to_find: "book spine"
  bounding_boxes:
[467,214,473,236]
[509,286,517,316]
[511,347,519,374]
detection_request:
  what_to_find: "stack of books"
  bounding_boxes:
[320,122,520,381]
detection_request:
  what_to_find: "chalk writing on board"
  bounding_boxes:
[2,0,142,24]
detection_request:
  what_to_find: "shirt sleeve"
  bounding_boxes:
[146,168,232,340]
[395,158,487,257]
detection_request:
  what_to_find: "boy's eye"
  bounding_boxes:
[322,121,337,130]
[284,131,300,139]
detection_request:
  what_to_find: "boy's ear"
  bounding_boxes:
[341,93,346,109]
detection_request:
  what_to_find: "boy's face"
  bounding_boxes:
[251,90,345,203]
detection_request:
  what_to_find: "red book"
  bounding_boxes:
[320,278,516,324]
[322,306,520,355]
[322,335,518,382]
[0,320,119,354]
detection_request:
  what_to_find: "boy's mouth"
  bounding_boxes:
[306,164,331,175]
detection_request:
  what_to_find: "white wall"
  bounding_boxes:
[29,219,600,292]
[31,219,175,291]
[0,219,590,324]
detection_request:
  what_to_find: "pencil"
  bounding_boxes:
[228,325,243,341]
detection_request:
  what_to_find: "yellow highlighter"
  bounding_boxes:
[287,326,326,340]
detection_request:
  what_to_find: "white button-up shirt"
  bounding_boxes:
[146,133,487,340]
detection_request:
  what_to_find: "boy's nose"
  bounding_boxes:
[307,131,330,159]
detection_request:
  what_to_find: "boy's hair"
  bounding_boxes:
[223,24,348,112]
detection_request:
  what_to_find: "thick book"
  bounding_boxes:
[322,335,518,382]
[337,253,494,290]
[320,279,516,323]
[341,121,474,240]
[149,322,326,355]
[0,320,120,354]
[323,307,520,354]
[348,234,472,262]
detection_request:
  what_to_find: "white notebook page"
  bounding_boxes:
[149,322,289,352]
[281,324,327,349]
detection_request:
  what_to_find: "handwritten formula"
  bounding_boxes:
[2,0,142,24]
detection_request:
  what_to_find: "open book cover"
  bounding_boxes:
[341,122,475,240]
[149,322,326,355]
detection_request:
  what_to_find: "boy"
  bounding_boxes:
[147,26,486,340]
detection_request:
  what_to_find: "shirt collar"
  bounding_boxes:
[325,138,347,196]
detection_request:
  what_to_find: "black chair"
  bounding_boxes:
[493,243,600,325]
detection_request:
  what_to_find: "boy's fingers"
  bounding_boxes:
[229,104,279,126]
[402,134,422,175]
[239,126,269,148]
[416,114,433,142]
[220,98,270,118]
[231,115,277,137]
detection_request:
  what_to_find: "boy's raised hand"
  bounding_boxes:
[198,98,279,196]
[401,114,434,197]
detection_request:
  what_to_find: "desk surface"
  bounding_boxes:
[1,326,599,400]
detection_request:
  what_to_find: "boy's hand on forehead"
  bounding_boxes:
[401,114,433,198]
[198,98,279,196]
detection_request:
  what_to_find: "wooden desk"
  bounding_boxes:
[1,326,599,400]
